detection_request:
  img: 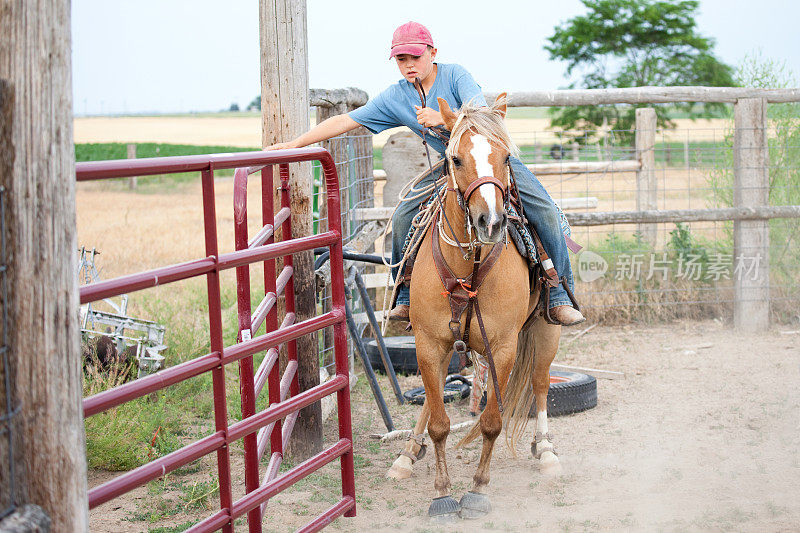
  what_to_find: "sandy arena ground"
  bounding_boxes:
[88,319,800,531]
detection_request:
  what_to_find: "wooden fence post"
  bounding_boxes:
[635,108,657,246]
[259,0,321,460]
[313,89,371,368]
[0,0,88,529]
[126,143,137,190]
[570,142,580,162]
[381,132,427,207]
[733,98,770,331]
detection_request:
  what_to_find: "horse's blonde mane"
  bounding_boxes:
[445,96,519,160]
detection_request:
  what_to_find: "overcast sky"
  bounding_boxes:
[71,0,800,116]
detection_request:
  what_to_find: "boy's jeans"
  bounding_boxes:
[391,156,574,308]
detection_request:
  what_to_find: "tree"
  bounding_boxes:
[246,95,261,111]
[229,102,240,112]
[545,0,735,144]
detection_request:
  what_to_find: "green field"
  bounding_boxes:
[76,140,726,176]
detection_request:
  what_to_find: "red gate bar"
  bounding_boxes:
[233,163,308,527]
[79,231,337,305]
[76,147,356,531]
[84,309,342,418]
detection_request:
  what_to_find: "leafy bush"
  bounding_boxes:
[707,51,800,309]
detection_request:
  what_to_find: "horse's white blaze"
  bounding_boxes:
[469,135,500,224]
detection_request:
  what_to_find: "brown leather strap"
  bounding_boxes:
[473,298,504,413]
[463,175,506,205]
[528,224,559,288]
[460,248,483,369]
[431,213,503,299]
[431,214,505,411]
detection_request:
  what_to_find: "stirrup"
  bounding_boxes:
[542,276,581,325]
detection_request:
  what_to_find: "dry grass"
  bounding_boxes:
[74,115,730,149]
[77,178,273,279]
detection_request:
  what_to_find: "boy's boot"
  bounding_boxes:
[388,304,410,321]
[549,305,585,326]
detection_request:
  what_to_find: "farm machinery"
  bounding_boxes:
[78,247,167,377]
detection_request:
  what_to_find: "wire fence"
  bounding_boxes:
[522,124,799,324]
[0,186,19,520]
[308,102,799,362]
[312,132,375,371]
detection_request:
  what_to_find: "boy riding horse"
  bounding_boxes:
[267,21,584,327]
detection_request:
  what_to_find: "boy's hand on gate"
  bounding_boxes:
[414,106,444,128]
[265,142,295,151]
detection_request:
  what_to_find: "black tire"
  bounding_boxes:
[364,336,460,375]
[528,371,597,417]
[550,144,566,160]
[403,375,471,405]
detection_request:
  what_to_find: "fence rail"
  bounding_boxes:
[568,206,800,226]
[487,86,800,107]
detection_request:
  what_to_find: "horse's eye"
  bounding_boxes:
[452,156,462,168]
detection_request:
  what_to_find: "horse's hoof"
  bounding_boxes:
[458,491,491,519]
[428,496,460,522]
[386,464,412,480]
[539,451,562,476]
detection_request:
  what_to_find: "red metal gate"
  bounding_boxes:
[76,148,355,532]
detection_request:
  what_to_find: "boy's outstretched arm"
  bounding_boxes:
[265,114,361,150]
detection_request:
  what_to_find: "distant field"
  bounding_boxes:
[74,114,730,149]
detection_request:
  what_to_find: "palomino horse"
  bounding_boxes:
[386,95,563,520]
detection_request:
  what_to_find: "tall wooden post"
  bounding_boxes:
[733,98,770,331]
[0,1,88,530]
[259,0,322,460]
[635,107,657,247]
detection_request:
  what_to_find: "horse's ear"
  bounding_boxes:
[438,97,457,130]
[494,92,507,118]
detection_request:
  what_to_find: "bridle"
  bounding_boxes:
[412,78,512,258]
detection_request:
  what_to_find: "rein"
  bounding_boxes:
[412,78,510,412]
[413,78,476,259]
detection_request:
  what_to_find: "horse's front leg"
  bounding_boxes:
[531,319,562,475]
[386,398,430,479]
[459,340,516,519]
[417,336,460,521]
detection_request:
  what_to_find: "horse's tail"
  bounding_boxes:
[502,315,537,455]
[456,314,536,451]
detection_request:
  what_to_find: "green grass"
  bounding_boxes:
[75,142,261,188]
[83,276,252,470]
[83,271,292,472]
[75,142,259,162]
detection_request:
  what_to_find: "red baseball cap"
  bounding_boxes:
[389,21,434,59]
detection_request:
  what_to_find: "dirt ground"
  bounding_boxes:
[89,319,800,532]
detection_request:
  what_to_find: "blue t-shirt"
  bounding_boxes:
[348,63,486,155]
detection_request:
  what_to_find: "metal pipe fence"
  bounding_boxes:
[76,148,356,532]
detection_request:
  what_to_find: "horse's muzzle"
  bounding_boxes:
[474,210,508,244]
